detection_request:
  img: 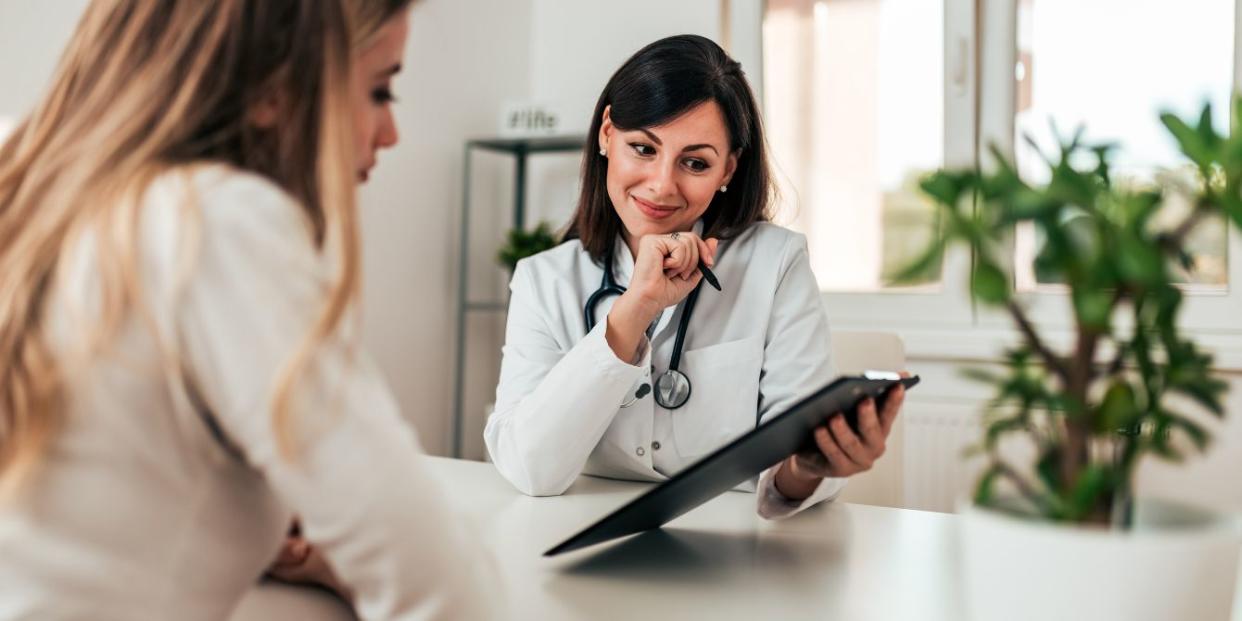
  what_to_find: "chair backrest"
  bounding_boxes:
[830,330,906,508]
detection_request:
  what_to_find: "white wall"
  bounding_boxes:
[517,0,729,236]
[0,2,91,122]
[362,0,532,455]
[529,0,723,134]
[0,1,534,457]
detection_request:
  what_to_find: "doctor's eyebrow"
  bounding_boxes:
[681,143,719,155]
[636,128,720,155]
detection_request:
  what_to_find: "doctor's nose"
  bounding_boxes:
[645,161,678,201]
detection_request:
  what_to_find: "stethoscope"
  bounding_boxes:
[584,250,702,410]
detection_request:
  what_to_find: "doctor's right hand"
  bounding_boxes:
[606,232,717,362]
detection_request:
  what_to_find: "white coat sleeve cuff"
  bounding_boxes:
[587,313,651,369]
[755,464,847,520]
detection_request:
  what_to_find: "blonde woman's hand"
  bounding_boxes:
[267,532,352,602]
[605,232,717,361]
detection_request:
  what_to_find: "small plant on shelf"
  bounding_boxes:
[497,222,559,272]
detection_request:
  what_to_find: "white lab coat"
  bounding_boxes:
[485,221,845,518]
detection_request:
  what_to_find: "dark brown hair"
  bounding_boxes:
[565,34,775,263]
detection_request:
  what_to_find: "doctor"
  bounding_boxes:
[485,34,905,518]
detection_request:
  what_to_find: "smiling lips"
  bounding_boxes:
[632,195,680,219]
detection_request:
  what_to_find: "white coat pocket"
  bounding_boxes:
[672,335,764,460]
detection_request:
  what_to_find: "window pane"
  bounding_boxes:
[763,0,945,291]
[1014,0,1235,290]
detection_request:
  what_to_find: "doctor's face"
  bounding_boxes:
[351,9,409,184]
[598,101,738,243]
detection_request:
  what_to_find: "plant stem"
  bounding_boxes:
[993,459,1055,517]
[1007,300,1070,384]
[1163,197,1213,250]
[1062,327,1099,495]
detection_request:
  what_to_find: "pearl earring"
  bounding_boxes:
[599,148,607,157]
[720,185,728,193]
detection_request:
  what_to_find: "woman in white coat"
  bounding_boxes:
[485,35,906,518]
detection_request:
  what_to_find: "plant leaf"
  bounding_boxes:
[984,416,1028,451]
[920,171,972,207]
[890,237,945,285]
[1161,111,1213,168]
[1036,447,1061,493]
[1165,412,1211,452]
[973,465,1001,506]
[1066,465,1112,521]
[972,260,1010,305]
[1072,288,1113,331]
[1096,381,1140,433]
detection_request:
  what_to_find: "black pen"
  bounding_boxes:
[698,260,721,291]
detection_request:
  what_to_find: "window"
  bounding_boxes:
[757,0,977,327]
[1013,0,1235,292]
[764,0,946,291]
[747,0,1242,335]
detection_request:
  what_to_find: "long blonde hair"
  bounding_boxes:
[0,0,407,493]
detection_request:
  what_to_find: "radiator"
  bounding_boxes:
[902,404,985,513]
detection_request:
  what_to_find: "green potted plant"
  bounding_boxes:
[497,221,559,273]
[906,102,1242,620]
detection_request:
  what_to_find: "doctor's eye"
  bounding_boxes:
[682,158,710,173]
[629,143,656,157]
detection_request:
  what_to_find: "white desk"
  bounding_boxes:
[234,456,964,620]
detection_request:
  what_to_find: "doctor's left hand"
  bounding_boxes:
[773,379,907,501]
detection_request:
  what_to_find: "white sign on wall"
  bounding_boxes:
[499,102,564,137]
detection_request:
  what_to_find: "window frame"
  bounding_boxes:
[734,0,977,329]
[735,0,1242,367]
[974,0,1242,338]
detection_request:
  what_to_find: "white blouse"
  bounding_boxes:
[485,222,844,518]
[0,165,490,620]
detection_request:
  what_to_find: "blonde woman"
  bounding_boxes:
[0,1,487,619]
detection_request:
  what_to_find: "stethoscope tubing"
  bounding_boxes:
[584,251,700,410]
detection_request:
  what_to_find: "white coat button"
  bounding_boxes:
[652,441,661,451]
[636,446,646,457]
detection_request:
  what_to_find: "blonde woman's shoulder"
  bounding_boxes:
[136,164,323,295]
[145,163,311,232]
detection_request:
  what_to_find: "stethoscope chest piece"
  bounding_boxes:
[585,248,703,411]
[653,368,691,409]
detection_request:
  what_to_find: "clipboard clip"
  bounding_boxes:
[863,370,902,380]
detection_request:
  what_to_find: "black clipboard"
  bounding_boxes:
[544,373,920,556]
